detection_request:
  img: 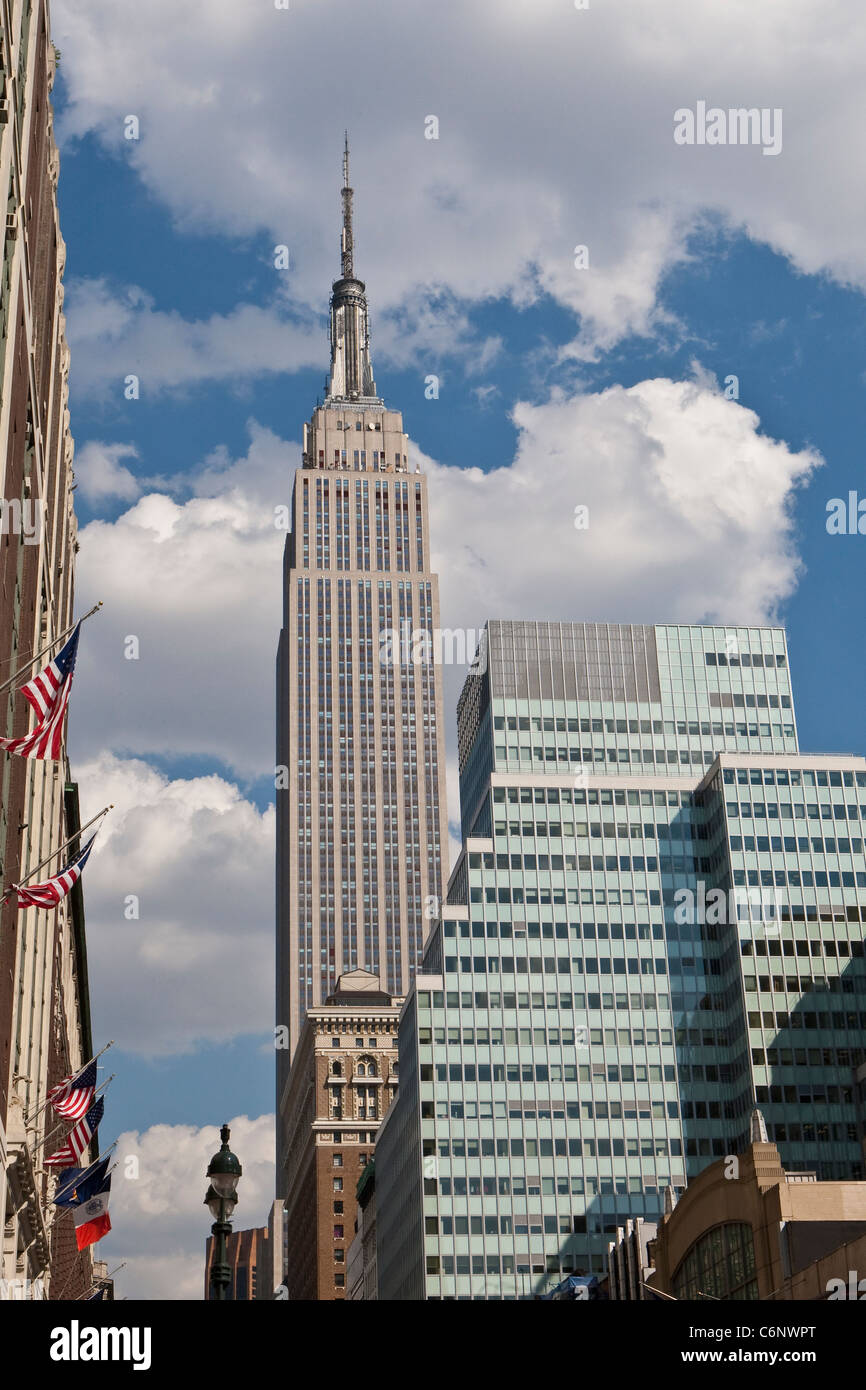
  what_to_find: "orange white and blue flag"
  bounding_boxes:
[72,1157,112,1252]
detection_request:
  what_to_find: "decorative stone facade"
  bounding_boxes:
[280,971,400,1300]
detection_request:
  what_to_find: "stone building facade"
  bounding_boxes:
[0,0,93,1301]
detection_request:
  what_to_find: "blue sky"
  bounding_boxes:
[45,0,866,1297]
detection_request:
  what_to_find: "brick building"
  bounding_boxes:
[280,970,399,1299]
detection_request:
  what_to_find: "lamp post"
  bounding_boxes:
[205,1123,242,1301]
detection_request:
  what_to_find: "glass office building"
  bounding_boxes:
[375,620,866,1299]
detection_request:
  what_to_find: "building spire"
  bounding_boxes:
[326,134,380,404]
[341,131,354,280]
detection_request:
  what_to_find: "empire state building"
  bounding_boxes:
[276,141,449,1148]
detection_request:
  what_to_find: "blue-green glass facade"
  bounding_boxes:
[375,621,866,1300]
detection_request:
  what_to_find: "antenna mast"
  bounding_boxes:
[340,131,354,279]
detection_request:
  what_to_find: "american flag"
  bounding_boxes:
[44,1096,104,1168]
[0,623,80,760]
[10,834,96,910]
[48,1057,98,1121]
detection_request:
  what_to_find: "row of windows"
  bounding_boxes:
[732,868,866,890]
[747,1010,866,1032]
[489,771,866,803]
[727,800,865,820]
[492,787,694,808]
[329,1057,393,1077]
[491,801,866,833]
[329,1093,382,1121]
[732,835,866,854]
[314,448,408,470]
[428,1173,694,1203]
[420,1058,677,1092]
[448,922,668,945]
[493,709,791,734]
[478,854,684,875]
[480,856,866,892]
[451,908,866,936]
[471,887,665,907]
[743,975,864,996]
[426,1162,690,1197]
[427,1137,685,1160]
[449,919,660,939]
[496,740,795,766]
[418,990,668,1014]
[494,822,703,845]
[722,768,866,789]
[750,1061,860,1085]
[442,955,669,977]
[428,1102,681,1133]
[426,1025,670,1047]
[706,651,786,668]
[742,939,865,959]
[423,1062,678,1084]
[426,1257,577,1278]
[425,1171,681,1198]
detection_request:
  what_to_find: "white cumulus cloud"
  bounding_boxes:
[64,277,323,401]
[71,421,291,777]
[75,753,273,1056]
[429,375,822,633]
[74,440,141,502]
[51,0,866,360]
[95,1114,275,1300]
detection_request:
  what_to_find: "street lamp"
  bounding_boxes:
[204,1123,242,1301]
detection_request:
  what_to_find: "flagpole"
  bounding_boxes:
[24,1039,115,1126]
[0,804,113,905]
[34,1117,70,1157]
[77,1262,126,1300]
[30,1075,115,1156]
[0,601,103,696]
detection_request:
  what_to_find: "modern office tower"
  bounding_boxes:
[276,141,449,1186]
[0,5,94,1301]
[281,970,400,1299]
[375,619,866,1299]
